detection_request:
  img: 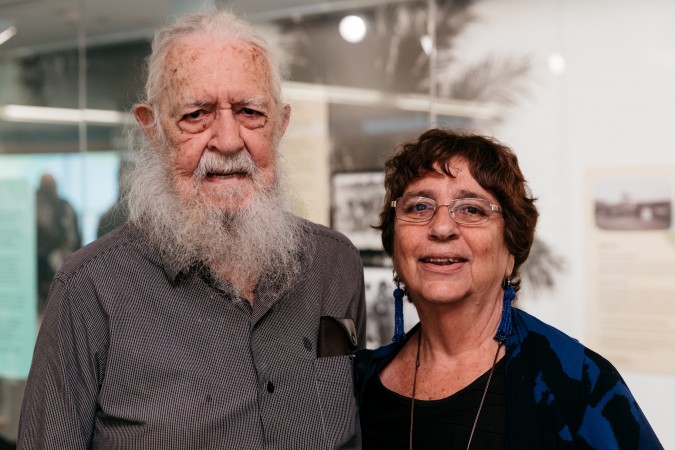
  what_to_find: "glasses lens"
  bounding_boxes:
[452,199,492,224]
[397,196,436,222]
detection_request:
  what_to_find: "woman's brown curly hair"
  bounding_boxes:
[376,128,538,291]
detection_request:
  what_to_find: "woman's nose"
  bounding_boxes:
[427,205,459,240]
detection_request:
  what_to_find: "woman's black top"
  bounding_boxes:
[359,358,506,450]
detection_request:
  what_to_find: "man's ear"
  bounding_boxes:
[278,103,291,138]
[133,103,157,140]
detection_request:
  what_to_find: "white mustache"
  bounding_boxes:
[193,151,257,181]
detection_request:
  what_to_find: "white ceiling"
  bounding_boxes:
[0,0,416,55]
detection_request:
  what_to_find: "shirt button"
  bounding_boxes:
[303,337,312,351]
[266,381,275,393]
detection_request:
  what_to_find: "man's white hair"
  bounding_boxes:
[141,9,287,132]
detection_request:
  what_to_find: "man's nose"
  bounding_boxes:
[207,109,245,153]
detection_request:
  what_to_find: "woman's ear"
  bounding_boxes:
[506,254,515,278]
[133,103,156,140]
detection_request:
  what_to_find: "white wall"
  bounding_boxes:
[456,0,675,446]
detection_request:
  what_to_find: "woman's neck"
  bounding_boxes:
[414,289,504,358]
[379,287,508,399]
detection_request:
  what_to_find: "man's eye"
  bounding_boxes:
[241,107,260,116]
[179,109,213,133]
[184,110,204,120]
[236,107,266,128]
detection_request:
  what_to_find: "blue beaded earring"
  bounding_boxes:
[392,275,406,343]
[494,277,516,342]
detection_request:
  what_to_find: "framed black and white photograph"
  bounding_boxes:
[593,176,672,231]
[331,172,386,251]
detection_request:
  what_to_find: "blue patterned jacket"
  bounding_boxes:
[355,308,663,449]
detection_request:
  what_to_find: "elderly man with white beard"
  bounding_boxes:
[18,10,366,450]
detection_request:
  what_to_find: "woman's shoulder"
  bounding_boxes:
[511,308,581,344]
[508,308,587,381]
[507,309,644,408]
[508,307,638,395]
[506,309,663,448]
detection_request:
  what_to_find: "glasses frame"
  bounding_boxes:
[391,196,503,226]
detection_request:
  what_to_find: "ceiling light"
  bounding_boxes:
[339,15,367,44]
[420,34,433,55]
[548,53,566,75]
[282,82,500,120]
[0,105,132,125]
[0,25,17,46]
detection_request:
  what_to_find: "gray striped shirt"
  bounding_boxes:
[18,219,366,449]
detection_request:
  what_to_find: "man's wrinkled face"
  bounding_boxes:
[135,36,290,213]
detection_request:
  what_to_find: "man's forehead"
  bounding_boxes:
[160,38,275,106]
[164,37,268,71]
[168,82,273,104]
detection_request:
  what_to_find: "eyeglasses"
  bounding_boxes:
[392,196,503,225]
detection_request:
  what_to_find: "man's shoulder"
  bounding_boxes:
[298,217,360,254]
[57,224,152,280]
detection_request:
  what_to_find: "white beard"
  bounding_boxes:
[123,132,307,299]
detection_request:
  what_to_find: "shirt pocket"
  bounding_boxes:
[315,355,359,449]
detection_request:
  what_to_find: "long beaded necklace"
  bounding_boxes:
[408,328,504,450]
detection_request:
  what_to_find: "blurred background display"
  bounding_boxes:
[1,0,674,447]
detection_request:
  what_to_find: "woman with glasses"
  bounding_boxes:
[355,128,661,449]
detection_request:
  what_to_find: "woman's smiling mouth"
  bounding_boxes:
[420,257,467,265]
